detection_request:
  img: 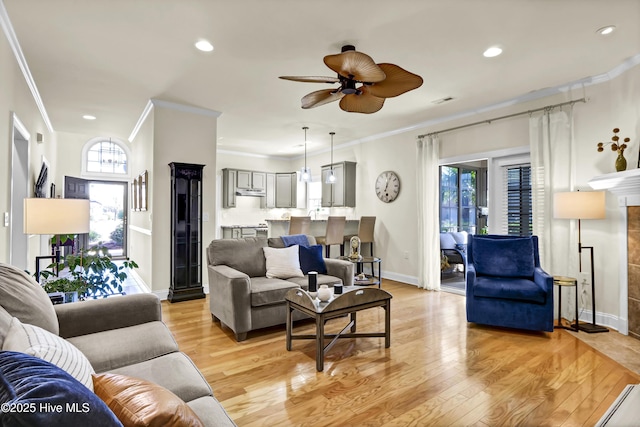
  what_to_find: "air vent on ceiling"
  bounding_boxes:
[432,96,455,105]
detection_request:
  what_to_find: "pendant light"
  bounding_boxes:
[325,132,337,184]
[299,126,311,182]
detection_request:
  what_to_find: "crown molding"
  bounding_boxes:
[0,1,54,132]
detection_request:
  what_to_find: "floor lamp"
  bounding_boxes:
[553,190,608,333]
[23,198,90,280]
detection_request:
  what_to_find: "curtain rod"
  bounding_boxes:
[417,98,587,139]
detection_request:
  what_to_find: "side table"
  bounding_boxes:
[553,276,578,332]
[337,256,381,288]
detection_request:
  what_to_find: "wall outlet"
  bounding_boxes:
[3,212,8,227]
[403,251,409,260]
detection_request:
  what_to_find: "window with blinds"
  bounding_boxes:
[503,165,532,236]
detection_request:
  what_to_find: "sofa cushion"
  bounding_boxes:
[108,352,213,404]
[0,305,12,348]
[299,244,327,275]
[250,277,300,307]
[286,274,342,289]
[0,351,122,427]
[67,321,179,373]
[0,262,59,335]
[269,235,317,248]
[281,234,309,247]
[473,276,546,304]
[263,246,304,279]
[208,237,267,278]
[440,233,457,250]
[92,373,204,427]
[187,396,237,427]
[2,317,95,391]
[472,237,535,278]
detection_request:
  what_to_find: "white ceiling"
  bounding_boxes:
[3,0,640,157]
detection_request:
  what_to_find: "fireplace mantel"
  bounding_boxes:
[589,168,640,198]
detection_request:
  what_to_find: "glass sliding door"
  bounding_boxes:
[439,165,478,233]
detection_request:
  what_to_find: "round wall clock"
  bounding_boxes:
[375,170,400,203]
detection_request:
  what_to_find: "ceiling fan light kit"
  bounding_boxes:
[280,45,423,114]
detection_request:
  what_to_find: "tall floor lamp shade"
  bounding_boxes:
[23,198,90,279]
[553,190,608,333]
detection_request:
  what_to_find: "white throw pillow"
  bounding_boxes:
[263,245,304,279]
[2,317,95,391]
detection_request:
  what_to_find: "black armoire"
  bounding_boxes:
[168,162,205,302]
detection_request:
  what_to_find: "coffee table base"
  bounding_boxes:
[286,288,391,372]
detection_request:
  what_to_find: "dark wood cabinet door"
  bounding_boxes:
[168,162,205,302]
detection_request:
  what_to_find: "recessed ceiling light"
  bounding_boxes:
[596,25,616,35]
[195,40,214,52]
[483,46,503,58]
[82,115,96,120]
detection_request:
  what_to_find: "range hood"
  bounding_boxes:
[235,188,266,197]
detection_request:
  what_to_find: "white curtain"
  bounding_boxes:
[416,135,441,291]
[529,108,578,315]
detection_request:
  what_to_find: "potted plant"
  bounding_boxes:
[39,245,138,301]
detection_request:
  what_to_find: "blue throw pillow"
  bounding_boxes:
[0,351,122,427]
[299,244,327,275]
[472,237,535,278]
[281,234,310,248]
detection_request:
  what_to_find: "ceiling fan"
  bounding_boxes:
[279,45,423,114]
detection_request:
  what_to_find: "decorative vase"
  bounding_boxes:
[317,285,331,302]
[615,152,627,172]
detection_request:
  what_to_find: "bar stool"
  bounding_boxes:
[344,216,376,256]
[315,216,346,257]
[288,216,311,235]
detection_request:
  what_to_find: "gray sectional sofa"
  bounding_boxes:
[0,262,235,426]
[207,235,354,341]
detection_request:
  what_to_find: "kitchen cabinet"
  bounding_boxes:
[321,161,356,207]
[262,173,276,208]
[276,172,306,208]
[237,170,266,190]
[169,162,205,302]
[222,169,237,208]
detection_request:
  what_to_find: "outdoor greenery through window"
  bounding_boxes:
[440,166,477,233]
[505,165,532,236]
[86,140,128,174]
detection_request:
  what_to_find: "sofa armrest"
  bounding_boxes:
[465,264,477,298]
[207,265,252,336]
[534,266,554,294]
[324,259,354,287]
[55,293,162,339]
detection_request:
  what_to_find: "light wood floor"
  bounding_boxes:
[161,280,640,426]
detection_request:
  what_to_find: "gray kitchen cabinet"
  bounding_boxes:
[236,170,252,189]
[222,168,237,208]
[276,172,306,208]
[262,173,276,208]
[321,161,356,207]
[237,170,265,190]
[252,172,266,190]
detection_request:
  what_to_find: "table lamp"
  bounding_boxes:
[23,198,90,279]
[553,190,608,333]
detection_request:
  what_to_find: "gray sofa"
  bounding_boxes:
[0,262,235,426]
[207,235,354,341]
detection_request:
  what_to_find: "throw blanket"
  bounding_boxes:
[281,234,309,247]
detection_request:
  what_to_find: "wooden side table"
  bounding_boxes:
[554,276,578,332]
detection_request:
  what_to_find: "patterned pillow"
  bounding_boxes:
[262,246,304,279]
[2,317,95,391]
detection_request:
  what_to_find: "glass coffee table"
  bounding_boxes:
[285,286,392,372]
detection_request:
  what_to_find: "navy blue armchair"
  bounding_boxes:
[466,234,554,332]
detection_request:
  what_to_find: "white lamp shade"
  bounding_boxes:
[24,198,90,234]
[553,191,606,220]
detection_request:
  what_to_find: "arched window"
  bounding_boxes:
[81,137,131,177]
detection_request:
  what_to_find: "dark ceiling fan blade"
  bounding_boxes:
[323,51,386,83]
[301,89,345,109]
[366,63,423,98]
[279,76,340,83]
[339,87,385,114]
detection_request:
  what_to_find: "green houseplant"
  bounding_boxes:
[40,245,138,299]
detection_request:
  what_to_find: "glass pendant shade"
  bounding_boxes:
[325,131,336,184]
